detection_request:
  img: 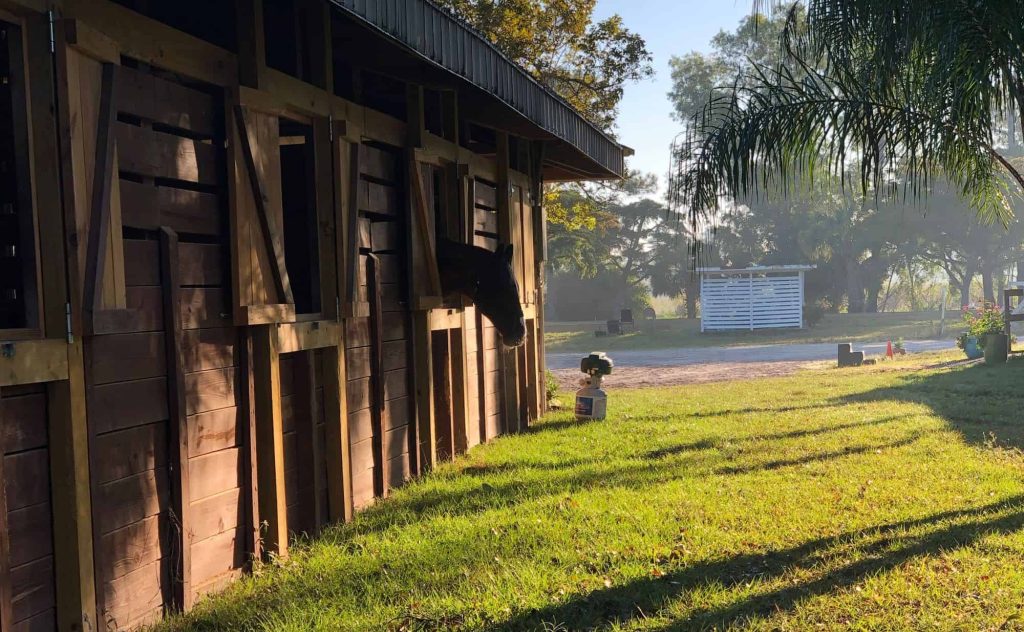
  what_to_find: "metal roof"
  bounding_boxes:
[327,0,625,179]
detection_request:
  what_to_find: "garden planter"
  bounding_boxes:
[984,333,1009,365]
[963,336,984,360]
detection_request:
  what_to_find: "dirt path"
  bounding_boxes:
[547,339,957,389]
[552,360,825,390]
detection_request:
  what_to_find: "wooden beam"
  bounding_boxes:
[252,325,288,558]
[277,320,342,354]
[242,332,262,562]
[0,338,70,386]
[63,0,237,87]
[322,344,352,523]
[46,344,98,632]
[82,62,117,329]
[336,131,362,312]
[234,105,295,306]
[313,117,337,320]
[411,160,443,298]
[24,12,69,340]
[159,227,192,610]
[235,0,266,88]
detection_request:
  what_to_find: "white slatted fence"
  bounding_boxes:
[699,266,813,331]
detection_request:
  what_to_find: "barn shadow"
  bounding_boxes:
[484,494,1024,631]
[345,412,920,532]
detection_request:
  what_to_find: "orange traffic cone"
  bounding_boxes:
[886,340,894,360]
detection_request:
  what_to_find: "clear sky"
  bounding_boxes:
[593,1,753,193]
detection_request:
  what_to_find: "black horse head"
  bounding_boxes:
[437,239,526,347]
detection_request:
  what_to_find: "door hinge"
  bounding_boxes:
[65,302,74,343]
[47,11,56,54]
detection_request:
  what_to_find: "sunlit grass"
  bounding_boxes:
[159,352,1024,631]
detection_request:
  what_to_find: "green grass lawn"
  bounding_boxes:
[161,352,1024,631]
[545,311,951,354]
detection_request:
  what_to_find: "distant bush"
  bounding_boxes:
[803,301,827,328]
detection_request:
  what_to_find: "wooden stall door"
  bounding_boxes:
[346,142,415,509]
[280,350,330,539]
[70,60,247,626]
[0,385,58,631]
[471,178,503,441]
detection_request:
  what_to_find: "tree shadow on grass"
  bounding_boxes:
[835,357,1024,451]
[486,494,1024,631]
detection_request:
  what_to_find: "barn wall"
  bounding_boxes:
[0,0,558,629]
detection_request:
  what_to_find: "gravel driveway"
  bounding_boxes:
[547,339,957,389]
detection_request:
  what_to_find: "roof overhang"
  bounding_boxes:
[328,0,625,181]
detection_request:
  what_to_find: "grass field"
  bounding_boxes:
[545,311,952,353]
[160,352,1024,631]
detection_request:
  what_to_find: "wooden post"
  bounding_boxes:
[252,325,288,558]
[0,399,12,632]
[46,345,98,632]
[321,344,352,523]
[411,312,436,470]
[159,227,192,610]
[496,131,520,433]
[235,0,266,89]
[242,331,262,562]
[450,328,469,455]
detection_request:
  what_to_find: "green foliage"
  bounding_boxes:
[673,0,1024,233]
[960,303,1006,348]
[544,369,559,404]
[803,300,826,328]
[434,0,652,130]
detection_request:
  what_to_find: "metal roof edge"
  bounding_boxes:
[328,0,625,178]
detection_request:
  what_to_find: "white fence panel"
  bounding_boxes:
[701,269,807,331]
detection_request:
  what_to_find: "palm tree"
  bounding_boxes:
[673,1,1024,236]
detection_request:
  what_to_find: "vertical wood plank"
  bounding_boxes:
[530,142,548,414]
[159,227,192,610]
[82,63,117,327]
[313,118,337,320]
[411,312,436,470]
[252,325,288,558]
[496,132,520,433]
[242,331,262,561]
[25,12,69,340]
[366,255,388,496]
[51,22,100,627]
[293,352,321,534]
[322,344,352,523]
[0,392,13,631]
[450,328,468,455]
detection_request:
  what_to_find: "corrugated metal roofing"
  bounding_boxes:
[328,0,625,178]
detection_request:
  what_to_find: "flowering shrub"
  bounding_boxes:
[960,304,1006,349]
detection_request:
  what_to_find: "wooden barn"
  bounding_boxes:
[0,0,625,629]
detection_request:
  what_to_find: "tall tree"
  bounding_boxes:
[435,0,652,130]
[673,1,1024,233]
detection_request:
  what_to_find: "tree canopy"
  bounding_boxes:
[435,0,652,131]
[672,1,1024,233]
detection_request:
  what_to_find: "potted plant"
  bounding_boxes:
[960,304,1009,364]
